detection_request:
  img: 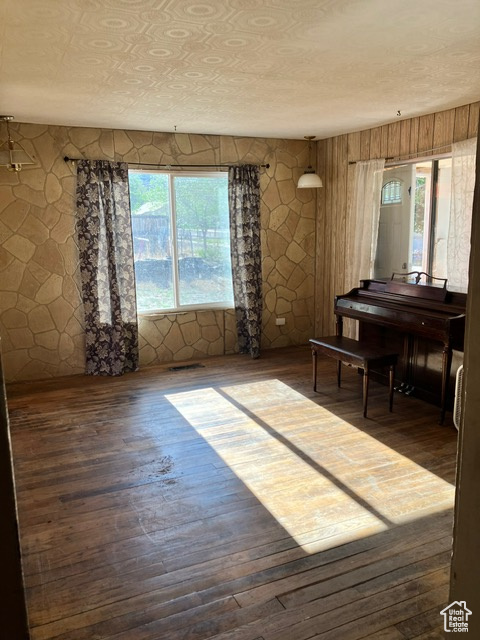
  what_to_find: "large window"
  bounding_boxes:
[374,158,452,280]
[129,171,234,313]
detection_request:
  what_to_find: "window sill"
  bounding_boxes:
[138,305,234,320]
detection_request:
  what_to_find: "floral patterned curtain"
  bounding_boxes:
[75,160,139,375]
[228,165,262,359]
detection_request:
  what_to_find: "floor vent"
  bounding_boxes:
[169,363,205,372]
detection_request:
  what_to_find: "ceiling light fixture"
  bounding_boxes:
[297,135,323,188]
[0,115,35,172]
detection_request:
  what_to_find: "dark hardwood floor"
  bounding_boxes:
[7,346,457,639]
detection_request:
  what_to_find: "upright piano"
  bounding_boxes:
[334,274,467,424]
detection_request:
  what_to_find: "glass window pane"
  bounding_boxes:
[374,166,412,280]
[129,171,234,313]
[376,158,454,282]
[129,172,174,312]
[173,175,234,307]
[432,158,452,278]
[381,179,402,205]
[411,162,432,272]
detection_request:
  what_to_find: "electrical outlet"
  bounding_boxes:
[275,318,286,326]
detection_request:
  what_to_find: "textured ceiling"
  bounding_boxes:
[1,0,480,139]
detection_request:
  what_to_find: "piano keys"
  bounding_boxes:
[334,275,466,424]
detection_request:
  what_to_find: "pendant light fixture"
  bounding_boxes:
[297,135,323,188]
[0,116,35,172]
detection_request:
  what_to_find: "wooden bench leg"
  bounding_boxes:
[389,364,395,412]
[337,359,342,388]
[363,363,369,418]
[312,348,317,392]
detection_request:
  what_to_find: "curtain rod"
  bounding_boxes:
[348,143,452,165]
[64,156,270,169]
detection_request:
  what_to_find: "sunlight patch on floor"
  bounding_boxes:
[166,379,454,552]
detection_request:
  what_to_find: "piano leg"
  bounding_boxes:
[335,314,344,390]
[389,364,395,412]
[395,335,415,396]
[404,334,413,388]
[440,344,453,425]
[336,314,343,337]
[363,363,369,418]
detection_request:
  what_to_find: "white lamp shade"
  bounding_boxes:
[297,170,323,188]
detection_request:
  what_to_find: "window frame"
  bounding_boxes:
[409,157,449,276]
[381,179,403,205]
[375,153,452,281]
[129,168,234,316]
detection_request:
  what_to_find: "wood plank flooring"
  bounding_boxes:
[7,346,457,639]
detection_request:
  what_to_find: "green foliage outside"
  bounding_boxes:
[129,172,230,258]
[414,176,426,234]
[175,176,229,257]
[129,172,169,213]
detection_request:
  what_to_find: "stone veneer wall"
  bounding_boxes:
[0,124,316,382]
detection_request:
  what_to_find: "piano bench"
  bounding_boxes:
[309,336,398,418]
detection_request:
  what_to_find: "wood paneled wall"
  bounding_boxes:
[315,101,480,336]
